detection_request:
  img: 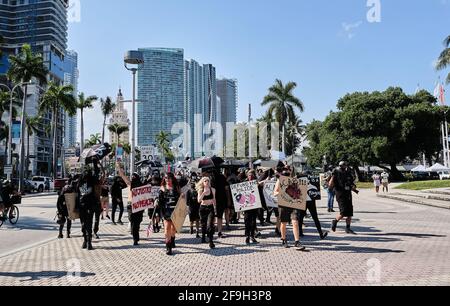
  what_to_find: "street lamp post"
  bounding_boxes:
[124,50,144,179]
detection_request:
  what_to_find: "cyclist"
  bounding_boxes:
[0,181,19,219]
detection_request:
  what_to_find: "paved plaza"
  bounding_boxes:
[0,190,449,286]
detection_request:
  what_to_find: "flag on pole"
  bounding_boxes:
[434,82,446,106]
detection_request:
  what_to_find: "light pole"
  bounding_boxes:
[124,50,144,179]
[0,82,31,181]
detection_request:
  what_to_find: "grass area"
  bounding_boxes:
[394,180,450,191]
[357,182,376,189]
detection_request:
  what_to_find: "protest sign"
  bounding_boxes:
[171,194,189,233]
[263,181,278,208]
[277,177,308,211]
[131,185,156,213]
[230,180,263,212]
[307,175,322,201]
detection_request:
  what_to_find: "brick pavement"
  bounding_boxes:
[0,190,449,286]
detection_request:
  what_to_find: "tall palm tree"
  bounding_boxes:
[77,92,98,152]
[40,83,77,179]
[100,97,115,144]
[261,79,304,154]
[25,115,43,178]
[108,123,129,145]
[286,114,305,156]
[156,131,173,162]
[7,43,48,189]
[436,35,450,84]
[85,133,101,148]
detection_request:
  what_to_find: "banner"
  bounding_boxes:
[230,180,263,212]
[171,194,189,233]
[307,175,322,201]
[131,185,157,213]
[277,176,308,211]
[263,181,278,208]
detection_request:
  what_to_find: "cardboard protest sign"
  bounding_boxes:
[307,175,322,201]
[277,177,308,211]
[263,181,278,208]
[171,194,189,233]
[131,185,156,213]
[230,180,263,212]
[65,193,80,220]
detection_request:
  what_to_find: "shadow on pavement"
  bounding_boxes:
[0,271,96,282]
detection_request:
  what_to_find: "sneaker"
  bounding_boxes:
[320,232,329,240]
[255,231,262,238]
[66,233,71,239]
[106,215,111,220]
[282,239,289,248]
[58,234,63,239]
[295,241,306,251]
[95,234,100,240]
[112,221,117,225]
[251,237,259,244]
[331,220,338,232]
[133,241,139,246]
[209,242,216,249]
[118,221,124,225]
[82,241,87,249]
[218,232,223,238]
[246,237,251,245]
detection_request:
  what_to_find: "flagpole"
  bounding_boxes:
[442,123,447,167]
[445,117,450,168]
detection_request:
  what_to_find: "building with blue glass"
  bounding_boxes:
[63,50,78,149]
[217,78,238,145]
[137,48,185,147]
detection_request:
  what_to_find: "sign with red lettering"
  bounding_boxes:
[131,185,159,213]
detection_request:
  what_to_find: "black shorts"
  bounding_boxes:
[336,191,353,217]
[279,207,299,223]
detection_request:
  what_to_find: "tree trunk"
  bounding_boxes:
[389,163,405,182]
[52,106,58,180]
[80,109,84,153]
[18,84,28,193]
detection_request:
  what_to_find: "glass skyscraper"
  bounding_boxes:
[137,48,185,147]
[64,50,78,149]
[0,0,70,176]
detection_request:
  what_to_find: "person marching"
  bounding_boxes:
[116,163,145,246]
[381,170,390,193]
[56,175,79,239]
[159,172,182,255]
[298,174,328,240]
[329,161,360,235]
[196,176,217,249]
[100,180,110,220]
[147,174,162,233]
[372,172,381,194]
[323,167,336,213]
[111,176,127,225]
[187,173,201,238]
[77,161,104,251]
[243,170,260,245]
[273,169,306,250]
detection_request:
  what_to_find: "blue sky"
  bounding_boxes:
[68,0,450,141]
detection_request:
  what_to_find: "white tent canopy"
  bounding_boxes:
[426,163,450,172]
[411,165,427,172]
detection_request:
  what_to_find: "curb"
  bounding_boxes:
[22,192,58,199]
[377,194,450,210]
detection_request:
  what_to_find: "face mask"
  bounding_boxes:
[175,176,181,180]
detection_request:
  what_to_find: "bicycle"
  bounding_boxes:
[0,195,21,228]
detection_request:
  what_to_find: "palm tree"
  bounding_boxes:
[85,133,101,148]
[436,35,450,84]
[7,43,48,188]
[100,97,115,144]
[77,92,98,152]
[0,91,21,120]
[286,114,305,156]
[156,131,174,162]
[108,123,129,145]
[40,83,77,179]
[25,115,43,178]
[261,79,304,154]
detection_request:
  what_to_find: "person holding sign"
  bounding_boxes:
[273,169,306,250]
[116,163,145,246]
[244,170,260,245]
[196,177,217,249]
[159,173,181,255]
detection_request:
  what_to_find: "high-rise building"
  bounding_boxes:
[110,89,130,145]
[64,50,78,149]
[217,78,238,145]
[184,60,220,158]
[0,0,70,176]
[137,48,185,147]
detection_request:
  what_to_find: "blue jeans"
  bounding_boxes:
[327,189,335,210]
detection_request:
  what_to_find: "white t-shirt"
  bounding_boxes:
[381,172,389,184]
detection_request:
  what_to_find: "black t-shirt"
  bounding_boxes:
[332,168,355,192]
[212,173,229,205]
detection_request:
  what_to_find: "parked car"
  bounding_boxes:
[438,171,450,180]
[54,178,69,193]
[11,179,37,194]
[30,176,54,193]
